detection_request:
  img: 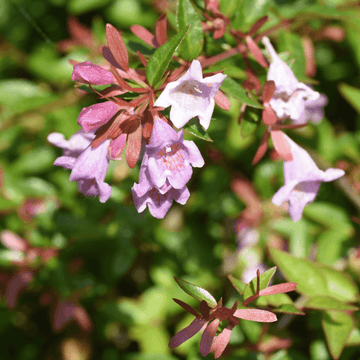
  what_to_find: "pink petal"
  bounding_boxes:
[233,308,277,322]
[72,61,114,85]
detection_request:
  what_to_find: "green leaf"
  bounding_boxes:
[240,107,261,139]
[272,304,305,315]
[11,147,56,175]
[316,230,350,266]
[322,311,353,359]
[232,0,271,28]
[338,83,360,114]
[220,0,241,17]
[346,328,360,346]
[265,293,294,307]
[269,248,329,298]
[174,277,217,307]
[228,275,246,295]
[221,77,262,108]
[146,26,189,87]
[177,0,204,61]
[277,31,306,78]
[304,296,359,311]
[183,118,213,142]
[243,267,277,300]
[315,265,359,303]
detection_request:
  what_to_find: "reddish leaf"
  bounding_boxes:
[173,298,200,318]
[213,27,225,40]
[200,319,220,356]
[214,90,231,110]
[262,81,275,104]
[233,308,277,322]
[155,14,167,46]
[211,326,233,359]
[110,65,147,93]
[271,130,293,162]
[169,318,207,348]
[259,282,297,296]
[252,130,270,165]
[99,85,128,98]
[200,300,210,319]
[131,25,158,48]
[248,16,268,37]
[213,307,234,321]
[262,106,277,125]
[137,51,148,67]
[246,36,268,68]
[73,305,93,332]
[68,17,93,46]
[126,118,142,168]
[102,46,122,69]
[106,24,129,71]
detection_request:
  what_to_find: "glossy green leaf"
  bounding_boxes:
[304,296,359,311]
[177,0,204,60]
[269,248,328,298]
[322,311,353,359]
[316,265,359,303]
[277,31,305,78]
[228,275,246,295]
[272,304,305,315]
[339,83,360,114]
[146,26,189,87]
[183,118,213,142]
[174,277,217,307]
[220,0,241,17]
[221,77,263,108]
[243,267,277,300]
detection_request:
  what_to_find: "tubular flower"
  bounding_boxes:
[154,60,227,130]
[262,37,324,124]
[145,116,205,189]
[72,61,115,85]
[48,131,111,203]
[272,134,345,221]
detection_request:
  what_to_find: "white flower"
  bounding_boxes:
[154,60,226,130]
[263,37,323,124]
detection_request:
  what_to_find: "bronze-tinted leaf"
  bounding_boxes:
[248,15,268,37]
[106,24,129,71]
[126,118,142,168]
[155,14,167,45]
[246,36,268,68]
[131,24,158,48]
[252,130,270,165]
[262,80,275,104]
[271,129,293,162]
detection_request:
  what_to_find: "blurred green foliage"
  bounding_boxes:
[1,0,360,359]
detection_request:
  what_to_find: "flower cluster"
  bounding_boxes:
[48,17,345,223]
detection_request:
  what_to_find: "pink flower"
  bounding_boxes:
[145,117,204,189]
[262,37,324,124]
[78,101,119,133]
[48,130,111,203]
[272,134,345,221]
[154,60,226,130]
[72,61,115,85]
